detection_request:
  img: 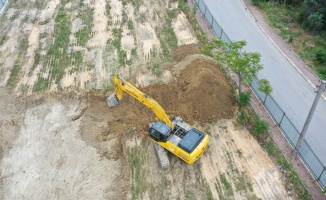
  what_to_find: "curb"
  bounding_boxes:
[240,0,326,101]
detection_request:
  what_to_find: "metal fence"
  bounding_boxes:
[193,0,326,189]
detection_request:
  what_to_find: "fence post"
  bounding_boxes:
[204,4,207,17]
[220,29,223,39]
[278,112,285,127]
[317,167,325,185]
[211,15,213,28]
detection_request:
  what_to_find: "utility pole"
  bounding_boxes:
[292,80,326,160]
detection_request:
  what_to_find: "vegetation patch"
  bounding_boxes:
[0,35,7,46]
[7,38,28,88]
[157,10,178,57]
[128,145,148,200]
[254,1,326,79]
[7,64,22,88]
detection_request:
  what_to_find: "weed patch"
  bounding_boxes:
[128,146,148,200]
[0,35,7,45]
[7,38,28,88]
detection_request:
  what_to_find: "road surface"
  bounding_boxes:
[203,0,326,165]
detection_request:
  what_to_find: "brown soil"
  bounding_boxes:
[172,43,203,62]
[140,58,236,123]
[105,47,236,133]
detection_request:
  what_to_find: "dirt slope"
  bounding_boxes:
[0,46,292,199]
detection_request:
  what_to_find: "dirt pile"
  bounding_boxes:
[172,43,203,62]
[118,56,236,127]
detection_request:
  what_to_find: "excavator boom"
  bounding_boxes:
[108,75,174,128]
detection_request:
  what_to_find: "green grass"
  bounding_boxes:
[75,29,90,46]
[106,1,111,15]
[109,28,128,66]
[70,51,84,69]
[159,25,178,57]
[0,35,7,45]
[47,9,71,85]
[151,63,163,77]
[74,7,93,47]
[33,7,71,92]
[128,20,134,30]
[7,65,22,88]
[220,173,234,197]
[179,1,208,45]
[33,76,50,92]
[39,18,50,25]
[201,178,214,200]
[7,38,29,88]
[214,177,226,200]
[185,190,195,200]
[258,2,326,79]
[128,146,148,200]
[39,32,48,39]
[30,53,41,72]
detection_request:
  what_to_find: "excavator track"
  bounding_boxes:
[154,143,170,169]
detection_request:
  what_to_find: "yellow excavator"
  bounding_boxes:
[107,75,209,168]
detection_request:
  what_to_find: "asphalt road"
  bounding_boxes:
[203,0,326,165]
[0,0,7,13]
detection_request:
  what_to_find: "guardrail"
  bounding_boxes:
[193,0,326,189]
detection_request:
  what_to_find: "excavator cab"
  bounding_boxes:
[149,121,172,142]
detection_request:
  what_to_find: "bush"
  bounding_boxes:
[238,91,252,109]
[237,109,249,125]
[307,12,324,32]
[315,48,326,64]
[317,66,326,79]
[251,0,260,6]
[252,115,270,135]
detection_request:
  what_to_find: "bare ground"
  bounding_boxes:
[0,0,300,199]
[0,46,292,199]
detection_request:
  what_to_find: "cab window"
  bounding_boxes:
[150,129,161,141]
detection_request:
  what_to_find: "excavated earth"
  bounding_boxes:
[0,45,292,199]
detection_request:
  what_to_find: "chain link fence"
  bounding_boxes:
[193,0,326,189]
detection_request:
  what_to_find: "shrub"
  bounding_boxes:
[315,48,326,64]
[251,0,260,6]
[237,109,249,125]
[317,66,326,79]
[238,91,252,109]
[307,12,324,32]
[252,115,270,136]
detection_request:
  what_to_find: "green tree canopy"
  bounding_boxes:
[210,39,263,93]
[259,79,273,95]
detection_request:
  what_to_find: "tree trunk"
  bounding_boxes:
[238,71,242,94]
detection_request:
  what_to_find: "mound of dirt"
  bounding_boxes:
[172,43,202,62]
[113,55,236,128]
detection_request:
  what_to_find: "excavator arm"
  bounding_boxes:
[108,75,174,128]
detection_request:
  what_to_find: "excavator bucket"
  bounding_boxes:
[107,93,120,107]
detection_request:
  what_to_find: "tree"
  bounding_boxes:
[258,79,273,103]
[210,39,263,93]
[307,12,324,32]
[302,0,326,32]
